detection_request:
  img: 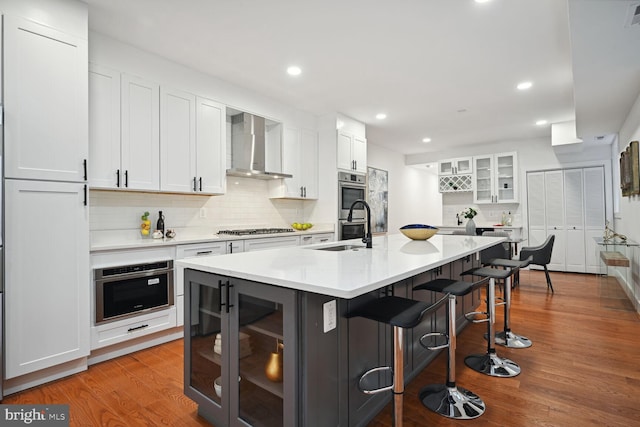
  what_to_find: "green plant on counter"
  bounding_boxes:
[460,207,477,219]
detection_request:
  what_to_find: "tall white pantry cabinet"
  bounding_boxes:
[3,12,90,381]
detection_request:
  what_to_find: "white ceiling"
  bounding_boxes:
[84,0,640,155]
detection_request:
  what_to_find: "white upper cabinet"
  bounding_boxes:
[195,97,226,194]
[121,73,161,191]
[271,127,318,199]
[89,67,160,191]
[4,15,88,182]
[438,157,472,175]
[473,152,518,204]
[337,130,367,174]
[89,64,121,188]
[160,91,226,194]
[160,88,196,193]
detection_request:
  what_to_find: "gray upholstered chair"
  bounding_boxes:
[519,235,555,293]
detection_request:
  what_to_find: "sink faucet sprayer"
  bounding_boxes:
[456,213,463,226]
[347,199,372,248]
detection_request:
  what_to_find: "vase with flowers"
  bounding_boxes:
[460,207,477,235]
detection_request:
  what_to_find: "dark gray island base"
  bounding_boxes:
[183,254,481,427]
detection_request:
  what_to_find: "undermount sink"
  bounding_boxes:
[313,244,366,252]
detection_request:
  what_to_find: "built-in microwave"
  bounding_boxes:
[338,171,366,220]
[95,260,174,324]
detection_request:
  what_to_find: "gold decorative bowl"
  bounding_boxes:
[400,224,439,240]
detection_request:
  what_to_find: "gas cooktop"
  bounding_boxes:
[217,228,295,236]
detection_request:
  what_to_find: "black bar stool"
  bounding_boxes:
[413,276,490,420]
[460,266,521,377]
[346,293,449,427]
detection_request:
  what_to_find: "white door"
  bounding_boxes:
[526,171,546,247]
[337,131,353,171]
[4,180,90,378]
[89,64,121,189]
[564,169,585,272]
[301,128,319,199]
[545,170,565,271]
[583,167,606,273]
[282,127,302,197]
[196,97,226,194]
[352,135,367,173]
[474,155,493,203]
[4,15,88,182]
[121,74,160,191]
[160,88,196,193]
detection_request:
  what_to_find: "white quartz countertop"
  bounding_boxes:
[90,225,335,252]
[176,233,505,299]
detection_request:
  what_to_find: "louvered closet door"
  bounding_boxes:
[564,169,585,272]
[545,170,565,271]
[584,167,606,273]
[526,171,547,247]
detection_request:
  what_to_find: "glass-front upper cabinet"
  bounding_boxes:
[473,152,518,204]
[185,270,297,427]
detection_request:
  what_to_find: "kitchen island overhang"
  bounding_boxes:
[179,233,506,427]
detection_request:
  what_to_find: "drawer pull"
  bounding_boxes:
[196,250,213,255]
[127,324,149,333]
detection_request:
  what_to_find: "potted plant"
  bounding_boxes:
[460,207,477,235]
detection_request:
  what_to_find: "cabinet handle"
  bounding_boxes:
[199,177,203,191]
[116,169,120,188]
[354,160,357,170]
[124,170,129,187]
[218,280,224,312]
[83,184,87,206]
[300,186,304,197]
[127,324,149,333]
[83,159,88,181]
[320,238,329,242]
[228,242,233,254]
[303,187,307,197]
[196,250,213,255]
[226,282,234,313]
[193,177,197,192]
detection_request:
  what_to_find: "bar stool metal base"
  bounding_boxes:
[419,384,485,420]
[465,352,521,377]
[494,330,533,348]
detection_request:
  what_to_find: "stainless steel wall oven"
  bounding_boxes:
[338,171,367,240]
[95,260,174,324]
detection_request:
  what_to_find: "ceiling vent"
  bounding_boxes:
[625,3,640,27]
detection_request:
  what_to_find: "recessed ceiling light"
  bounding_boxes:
[286,66,301,76]
[517,81,533,90]
[422,137,432,143]
[475,0,491,3]
[536,120,548,126]
[376,113,387,120]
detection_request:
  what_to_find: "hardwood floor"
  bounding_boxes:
[3,270,639,426]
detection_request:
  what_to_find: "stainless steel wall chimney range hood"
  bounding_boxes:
[226,112,292,180]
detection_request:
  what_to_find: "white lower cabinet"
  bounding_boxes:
[244,236,301,252]
[4,180,90,379]
[299,233,334,245]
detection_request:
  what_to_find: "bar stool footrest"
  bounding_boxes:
[419,384,486,420]
[464,353,521,378]
[494,330,533,348]
[419,332,449,351]
[358,366,394,395]
[464,310,489,323]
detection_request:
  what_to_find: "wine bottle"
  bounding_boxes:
[157,211,165,237]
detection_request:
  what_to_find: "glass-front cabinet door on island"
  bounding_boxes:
[185,270,297,427]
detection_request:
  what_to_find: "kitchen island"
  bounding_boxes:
[177,233,505,427]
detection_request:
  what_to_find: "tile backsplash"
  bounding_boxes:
[89,177,305,232]
[441,193,522,226]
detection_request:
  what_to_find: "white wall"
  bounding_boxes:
[367,143,441,233]
[616,90,640,310]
